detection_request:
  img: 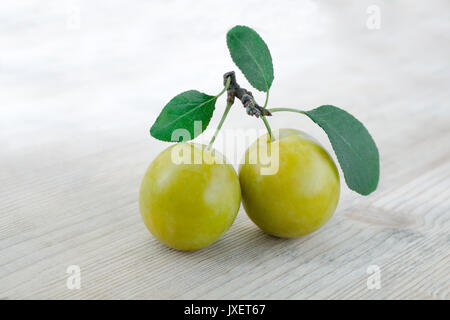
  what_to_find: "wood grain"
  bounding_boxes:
[0,1,449,299]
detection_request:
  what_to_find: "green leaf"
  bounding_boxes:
[227,25,274,92]
[150,90,217,142]
[304,105,379,195]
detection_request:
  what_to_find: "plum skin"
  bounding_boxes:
[139,143,241,251]
[239,129,340,238]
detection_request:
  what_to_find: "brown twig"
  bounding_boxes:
[223,71,271,118]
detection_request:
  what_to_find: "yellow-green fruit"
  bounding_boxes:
[239,129,340,238]
[139,143,241,250]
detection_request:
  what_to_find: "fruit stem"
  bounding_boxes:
[261,91,273,141]
[207,101,233,150]
[268,107,305,114]
[261,116,273,141]
[216,76,232,98]
[207,76,233,150]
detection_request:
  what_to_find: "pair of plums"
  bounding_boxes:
[139,129,340,251]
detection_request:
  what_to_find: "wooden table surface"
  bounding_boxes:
[1,1,449,299]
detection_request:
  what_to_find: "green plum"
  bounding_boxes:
[239,129,340,238]
[139,143,241,251]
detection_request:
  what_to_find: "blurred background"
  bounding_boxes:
[2,0,449,165]
[0,0,449,299]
